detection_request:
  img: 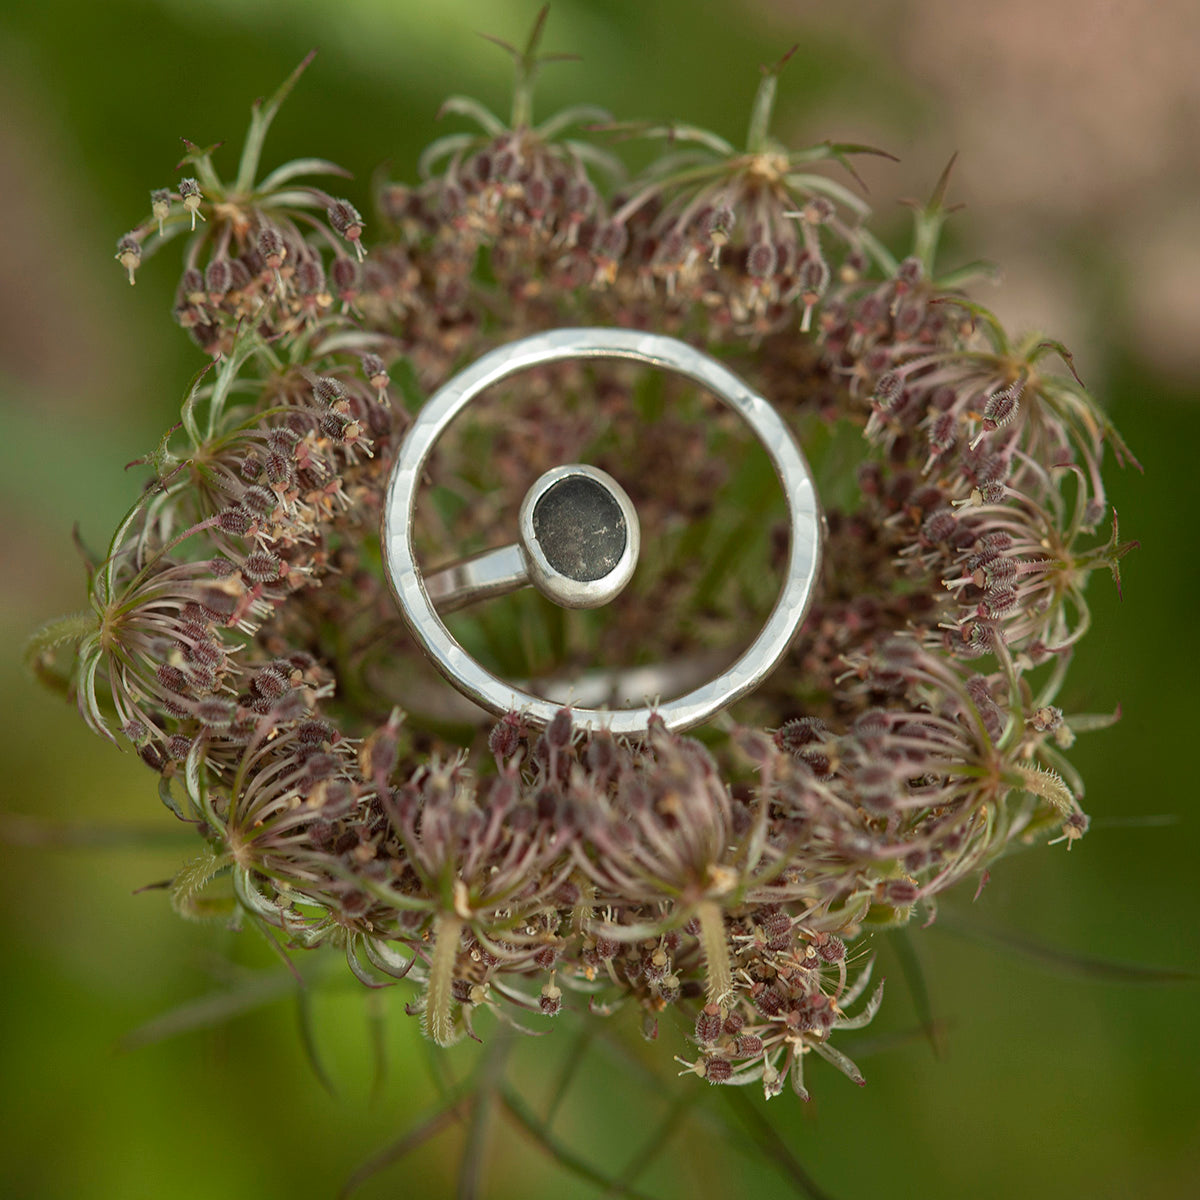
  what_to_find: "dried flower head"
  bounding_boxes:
[30,16,1136,1110]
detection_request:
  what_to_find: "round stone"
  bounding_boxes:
[531,474,627,582]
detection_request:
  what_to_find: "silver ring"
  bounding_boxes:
[424,464,640,613]
[381,327,822,733]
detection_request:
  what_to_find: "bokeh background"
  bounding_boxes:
[2,2,1197,1197]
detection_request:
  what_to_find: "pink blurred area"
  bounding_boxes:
[757,0,1200,375]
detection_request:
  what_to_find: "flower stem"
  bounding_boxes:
[697,899,733,1008]
[425,911,464,1046]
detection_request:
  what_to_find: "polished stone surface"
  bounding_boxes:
[532,474,627,582]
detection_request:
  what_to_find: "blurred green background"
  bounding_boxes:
[2,2,1197,1197]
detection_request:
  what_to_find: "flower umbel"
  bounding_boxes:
[32,22,1135,1109]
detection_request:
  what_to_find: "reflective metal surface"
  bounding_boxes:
[425,464,640,611]
[424,543,529,614]
[518,464,640,609]
[381,327,822,733]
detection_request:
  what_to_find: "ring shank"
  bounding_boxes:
[400,654,732,726]
[425,543,529,613]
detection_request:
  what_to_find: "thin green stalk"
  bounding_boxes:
[425,911,464,1046]
[544,1023,594,1129]
[235,51,316,194]
[498,1083,660,1200]
[607,1087,699,1194]
[458,1033,512,1200]
[719,1087,836,1200]
[696,899,733,1007]
[340,1093,469,1199]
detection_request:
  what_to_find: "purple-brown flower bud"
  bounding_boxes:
[816,934,846,963]
[115,234,141,285]
[205,258,231,300]
[488,713,524,763]
[695,1003,723,1045]
[361,353,389,392]
[156,663,187,694]
[735,1034,763,1058]
[545,707,573,751]
[167,734,192,761]
[217,505,253,536]
[702,1056,733,1084]
[922,508,957,544]
[982,384,1021,431]
[258,225,286,269]
[874,371,903,408]
[746,241,777,279]
[327,199,365,259]
[243,552,284,584]
[178,178,205,229]
[774,716,828,754]
[150,187,171,232]
[539,982,563,1016]
[312,376,345,406]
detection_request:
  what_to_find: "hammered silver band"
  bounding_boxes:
[424,543,529,614]
[381,328,822,733]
